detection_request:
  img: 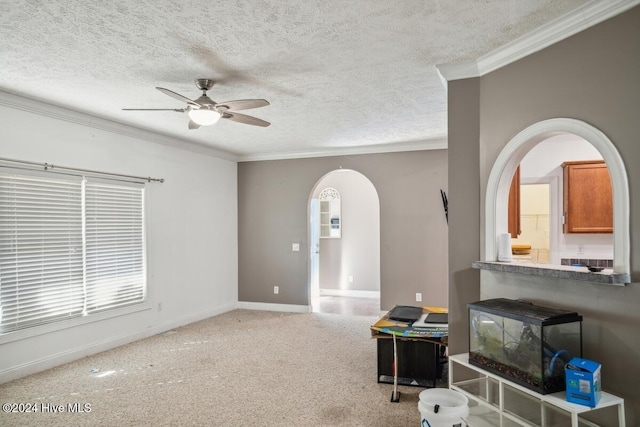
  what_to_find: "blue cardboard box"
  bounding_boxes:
[565,358,601,407]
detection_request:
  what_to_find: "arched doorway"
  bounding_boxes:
[308,169,381,315]
[485,118,630,275]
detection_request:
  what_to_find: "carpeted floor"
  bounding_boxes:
[0,309,446,426]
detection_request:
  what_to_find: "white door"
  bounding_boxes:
[309,198,321,312]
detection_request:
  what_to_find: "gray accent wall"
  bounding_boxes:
[447,77,481,356]
[448,6,640,422]
[238,150,448,310]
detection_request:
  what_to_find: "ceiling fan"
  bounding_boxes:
[123,78,270,128]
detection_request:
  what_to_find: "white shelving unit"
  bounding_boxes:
[448,353,625,427]
[318,188,341,238]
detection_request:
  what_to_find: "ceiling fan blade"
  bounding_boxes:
[156,87,201,107]
[188,120,201,130]
[122,108,186,111]
[223,112,270,127]
[216,99,270,111]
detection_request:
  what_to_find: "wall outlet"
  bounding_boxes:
[157,302,162,312]
[273,286,279,295]
[578,244,585,254]
[292,243,300,251]
[416,293,422,302]
[348,275,354,283]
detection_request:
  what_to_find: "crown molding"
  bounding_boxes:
[437,0,640,82]
[237,137,447,162]
[435,62,480,83]
[0,90,239,161]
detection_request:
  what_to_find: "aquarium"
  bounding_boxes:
[468,298,582,394]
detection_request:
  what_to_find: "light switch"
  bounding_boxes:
[292,243,300,251]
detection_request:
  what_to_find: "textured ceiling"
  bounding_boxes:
[0,0,592,159]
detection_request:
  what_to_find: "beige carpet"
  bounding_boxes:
[0,310,439,426]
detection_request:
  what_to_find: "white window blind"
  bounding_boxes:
[85,180,145,313]
[0,171,146,334]
[0,174,84,332]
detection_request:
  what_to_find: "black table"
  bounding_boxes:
[370,306,448,401]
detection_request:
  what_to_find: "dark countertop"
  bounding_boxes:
[472,261,630,286]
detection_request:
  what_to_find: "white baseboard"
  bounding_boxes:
[319,289,380,299]
[0,302,237,384]
[235,301,311,313]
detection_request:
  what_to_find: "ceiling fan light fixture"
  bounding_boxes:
[124,81,269,127]
[188,108,221,125]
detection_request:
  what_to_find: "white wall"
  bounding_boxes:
[0,95,238,383]
[520,134,613,261]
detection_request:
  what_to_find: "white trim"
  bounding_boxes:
[319,289,380,299]
[235,301,311,313]
[237,137,448,162]
[435,62,480,83]
[0,90,237,161]
[0,302,237,384]
[485,118,630,278]
[436,0,640,82]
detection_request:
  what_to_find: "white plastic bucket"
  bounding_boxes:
[418,388,469,427]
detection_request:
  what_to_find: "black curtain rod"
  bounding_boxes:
[0,157,164,184]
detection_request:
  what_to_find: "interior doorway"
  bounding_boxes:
[518,183,551,264]
[308,169,380,315]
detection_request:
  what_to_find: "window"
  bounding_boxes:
[0,171,146,334]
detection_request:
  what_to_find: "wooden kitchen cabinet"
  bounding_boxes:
[562,160,613,233]
[508,166,521,238]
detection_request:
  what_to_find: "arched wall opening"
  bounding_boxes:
[485,118,630,276]
[308,169,381,313]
